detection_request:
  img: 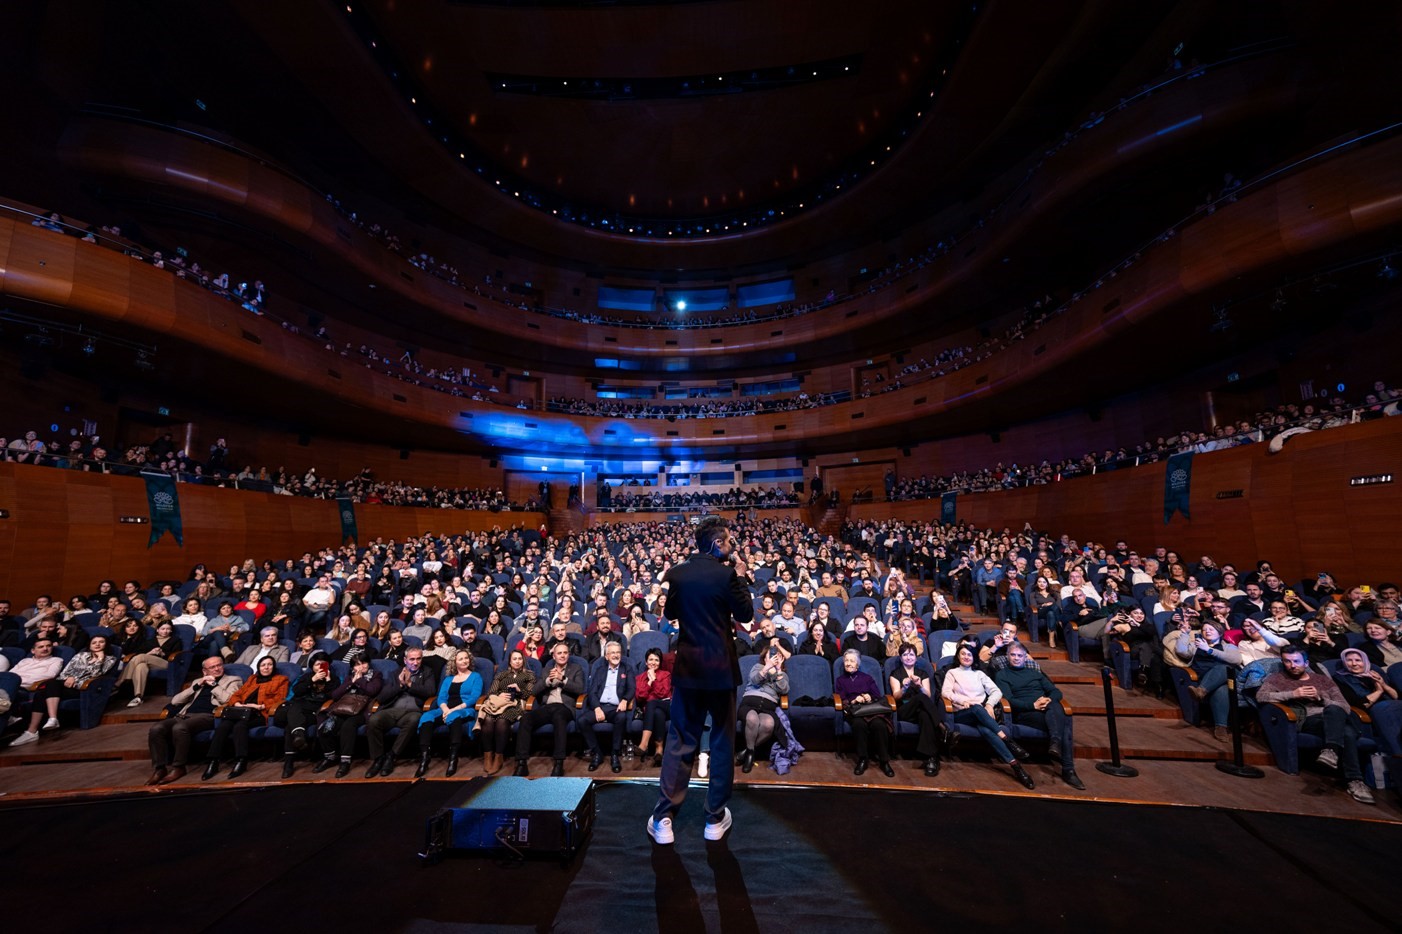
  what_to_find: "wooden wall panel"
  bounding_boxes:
[850,418,1402,587]
[0,463,543,603]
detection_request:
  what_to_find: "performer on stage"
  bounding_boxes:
[647,516,752,844]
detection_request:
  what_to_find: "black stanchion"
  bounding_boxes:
[1095,666,1139,778]
[1215,676,1265,779]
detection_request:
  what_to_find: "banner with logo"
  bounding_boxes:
[940,491,957,524]
[336,496,358,543]
[1163,452,1194,523]
[143,472,183,547]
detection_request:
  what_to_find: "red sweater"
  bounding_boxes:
[634,669,673,703]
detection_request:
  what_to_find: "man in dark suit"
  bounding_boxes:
[515,641,586,777]
[648,516,752,845]
[578,641,635,773]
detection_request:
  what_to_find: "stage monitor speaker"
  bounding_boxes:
[421,777,595,862]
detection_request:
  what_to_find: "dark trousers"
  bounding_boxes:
[278,699,321,752]
[653,686,736,825]
[578,702,629,754]
[641,698,672,738]
[1013,706,1075,765]
[367,705,422,758]
[1300,706,1363,781]
[516,701,573,761]
[896,692,943,759]
[417,718,467,751]
[207,714,262,760]
[846,712,892,762]
[149,713,216,768]
[479,715,514,754]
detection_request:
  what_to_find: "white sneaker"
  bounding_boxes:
[10,730,38,747]
[1316,747,1339,770]
[647,816,675,845]
[703,808,732,841]
[127,697,144,708]
[1347,780,1376,805]
[41,717,60,732]
[697,752,710,778]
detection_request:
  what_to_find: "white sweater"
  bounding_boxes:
[941,666,1002,708]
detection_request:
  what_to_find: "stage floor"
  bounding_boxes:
[2,779,1397,932]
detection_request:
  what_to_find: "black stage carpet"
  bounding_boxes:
[3,780,1397,932]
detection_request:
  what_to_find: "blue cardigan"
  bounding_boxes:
[417,671,483,734]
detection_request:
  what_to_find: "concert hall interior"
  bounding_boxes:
[2,1,1401,930]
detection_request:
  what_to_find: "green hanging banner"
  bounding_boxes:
[1163,452,1194,524]
[143,471,184,547]
[337,496,358,543]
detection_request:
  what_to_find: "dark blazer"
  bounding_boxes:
[584,659,636,709]
[582,631,625,663]
[531,660,586,704]
[375,663,438,707]
[665,552,754,690]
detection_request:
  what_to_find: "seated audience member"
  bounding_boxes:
[364,647,438,778]
[235,626,290,667]
[1257,646,1374,804]
[289,631,328,670]
[582,614,626,663]
[836,649,894,777]
[1173,620,1241,741]
[979,621,1039,672]
[365,610,395,644]
[478,649,534,776]
[459,622,493,665]
[941,644,1034,789]
[11,634,117,746]
[737,646,800,774]
[1299,618,1347,663]
[798,620,839,662]
[203,655,290,781]
[420,627,453,665]
[330,628,378,665]
[146,658,243,785]
[198,603,250,661]
[313,656,383,778]
[1259,599,1307,640]
[841,613,887,661]
[1314,601,1360,637]
[888,645,943,777]
[995,643,1084,789]
[380,628,410,667]
[515,623,546,662]
[623,604,652,642]
[1235,618,1289,665]
[1331,648,1399,745]
[578,641,634,773]
[1059,589,1106,649]
[1360,618,1402,668]
[885,615,925,659]
[5,636,65,718]
[278,658,339,777]
[415,648,483,778]
[1030,577,1059,646]
[266,591,305,633]
[751,615,795,658]
[634,647,673,767]
[515,642,585,777]
[402,607,435,645]
[117,619,184,706]
[542,621,578,658]
[110,617,148,659]
[173,597,208,634]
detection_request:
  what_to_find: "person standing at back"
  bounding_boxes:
[648,516,752,845]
